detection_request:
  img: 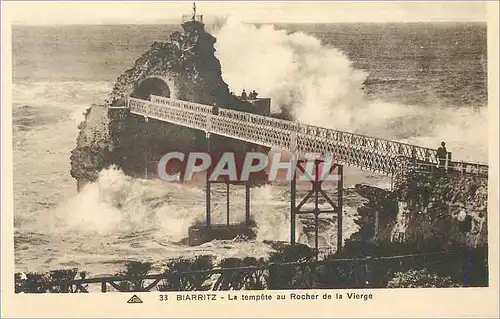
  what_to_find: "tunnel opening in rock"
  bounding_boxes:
[131,77,171,100]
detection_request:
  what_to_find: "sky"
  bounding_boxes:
[3,1,488,25]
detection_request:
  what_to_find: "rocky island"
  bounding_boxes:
[70,19,268,190]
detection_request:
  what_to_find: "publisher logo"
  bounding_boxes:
[127,294,143,304]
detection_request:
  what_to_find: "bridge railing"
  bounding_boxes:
[149,95,439,160]
[128,96,487,176]
[412,160,489,177]
[132,97,394,174]
[150,95,212,114]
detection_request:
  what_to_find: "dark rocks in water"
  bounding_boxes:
[70,20,269,189]
[262,240,290,252]
[188,221,257,246]
[298,215,336,243]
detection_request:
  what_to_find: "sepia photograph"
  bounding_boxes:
[1,0,499,317]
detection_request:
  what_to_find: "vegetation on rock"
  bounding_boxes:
[114,261,153,292]
[158,255,214,291]
[387,269,461,288]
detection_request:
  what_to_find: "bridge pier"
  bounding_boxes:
[206,132,211,228]
[290,159,344,256]
[190,178,254,246]
[188,132,255,246]
[290,159,297,245]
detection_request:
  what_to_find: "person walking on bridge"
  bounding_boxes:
[437,141,448,169]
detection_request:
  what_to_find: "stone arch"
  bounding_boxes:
[131,76,176,100]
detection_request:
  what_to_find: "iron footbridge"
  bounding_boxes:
[120,95,488,180]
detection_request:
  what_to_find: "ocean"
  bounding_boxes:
[12,22,488,276]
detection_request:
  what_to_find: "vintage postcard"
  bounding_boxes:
[1,1,499,317]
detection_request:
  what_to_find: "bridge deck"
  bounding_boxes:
[124,95,488,177]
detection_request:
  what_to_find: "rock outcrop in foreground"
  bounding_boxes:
[70,21,267,189]
[352,172,488,249]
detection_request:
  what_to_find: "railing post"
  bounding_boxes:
[101,281,107,293]
[337,165,343,253]
[207,113,212,133]
[290,132,297,152]
[245,183,251,225]
[290,129,298,245]
[314,161,320,259]
[226,183,230,226]
[411,147,417,167]
[290,154,297,245]
[446,152,452,173]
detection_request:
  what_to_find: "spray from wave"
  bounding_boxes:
[214,18,488,163]
[214,18,367,130]
[41,167,205,241]
[32,167,304,246]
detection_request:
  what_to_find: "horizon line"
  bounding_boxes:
[12,20,488,27]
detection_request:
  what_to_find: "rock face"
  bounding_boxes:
[70,20,267,189]
[352,172,488,249]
